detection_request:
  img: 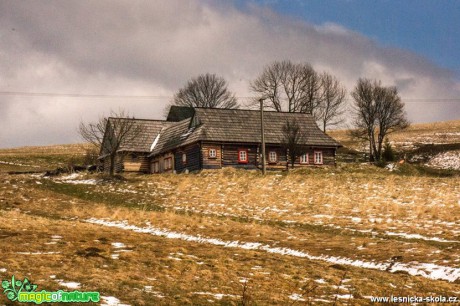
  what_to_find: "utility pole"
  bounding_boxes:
[260,98,266,175]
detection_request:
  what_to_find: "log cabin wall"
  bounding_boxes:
[264,146,288,170]
[123,153,150,173]
[150,152,175,173]
[174,143,202,173]
[222,144,258,169]
[290,147,336,166]
[201,143,222,169]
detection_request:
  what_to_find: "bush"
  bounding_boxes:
[382,138,395,162]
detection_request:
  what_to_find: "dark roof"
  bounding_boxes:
[150,118,204,156]
[150,108,341,156]
[193,108,341,147]
[166,106,195,122]
[107,118,174,153]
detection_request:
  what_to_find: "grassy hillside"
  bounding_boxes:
[328,119,460,151]
[0,143,91,173]
[0,121,459,305]
[328,120,460,170]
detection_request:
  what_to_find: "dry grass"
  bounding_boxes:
[328,119,460,151]
[0,143,90,172]
[1,166,459,305]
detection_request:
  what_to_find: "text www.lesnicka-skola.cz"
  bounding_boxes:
[370,295,458,303]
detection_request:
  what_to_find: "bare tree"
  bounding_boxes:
[250,60,322,115]
[317,72,347,132]
[281,119,306,169]
[351,79,409,162]
[173,73,238,109]
[79,109,145,176]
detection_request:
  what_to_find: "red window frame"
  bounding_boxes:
[300,153,309,164]
[238,149,248,164]
[268,151,277,163]
[314,151,323,165]
[208,148,217,159]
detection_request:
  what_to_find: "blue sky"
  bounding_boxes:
[237,0,460,77]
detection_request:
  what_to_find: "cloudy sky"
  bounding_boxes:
[1,0,459,148]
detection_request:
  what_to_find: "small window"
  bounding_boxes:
[154,161,159,173]
[300,153,309,164]
[209,148,217,159]
[238,149,248,163]
[164,157,172,170]
[268,151,277,163]
[131,153,138,161]
[314,151,323,165]
[182,153,187,164]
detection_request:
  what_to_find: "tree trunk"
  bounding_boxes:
[109,154,116,177]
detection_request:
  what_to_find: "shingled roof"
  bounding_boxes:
[194,108,341,146]
[106,118,174,153]
[150,108,341,156]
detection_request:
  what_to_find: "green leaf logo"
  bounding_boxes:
[2,276,37,301]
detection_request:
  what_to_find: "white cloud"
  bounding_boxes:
[0,0,459,148]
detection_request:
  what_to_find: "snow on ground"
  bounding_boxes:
[57,281,80,289]
[100,296,131,306]
[426,150,460,170]
[385,231,460,243]
[86,218,460,283]
[111,242,126,248]
[55,173,100,185]
[192,292,239,300]
[288,293,306,301]
[0,161,40,167]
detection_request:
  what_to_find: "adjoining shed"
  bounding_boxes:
[98,118,173,173]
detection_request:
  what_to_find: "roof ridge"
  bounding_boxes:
[108,117,169,122]
[193,107,315,115]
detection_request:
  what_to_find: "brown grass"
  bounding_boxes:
[1,166,459,305]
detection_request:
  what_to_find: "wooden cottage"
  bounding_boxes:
[98,118,173,173]
[148,107,341,173]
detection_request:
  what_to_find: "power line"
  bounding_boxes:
[0,91,458,103]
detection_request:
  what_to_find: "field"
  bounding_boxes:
[1,122,459,305]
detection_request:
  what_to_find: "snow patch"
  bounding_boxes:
[101,296,130,306]
[86,218,460,283]
[426,151,460,170]
[58,281,80,289]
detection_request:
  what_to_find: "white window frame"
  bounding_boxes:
[300,153,309,164]
[182,153,187,164]
[314,151,323,165]
[268,151,277,163]
[209,148,217,158]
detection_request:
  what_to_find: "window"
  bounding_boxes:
[153,161,159,173]
[131,153,138,161]
[164,157,172,170]
[268,151,277,163]
[209,148,217,159]
[314,151,323,165]
[238,149,248,163]
[300,153,309,164]
[182,153,187,164]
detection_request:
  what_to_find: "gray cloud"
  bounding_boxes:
[0,0,459,148]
